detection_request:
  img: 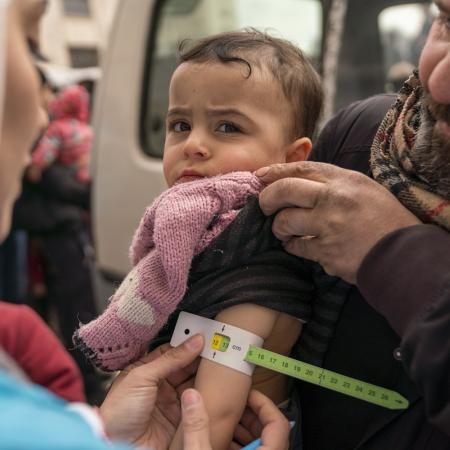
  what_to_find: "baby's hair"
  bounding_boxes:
[177,29,323,140]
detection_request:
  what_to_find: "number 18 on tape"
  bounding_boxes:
[245,346,409,410]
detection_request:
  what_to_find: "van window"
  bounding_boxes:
[141,0,323,159]
[378,3,435,93]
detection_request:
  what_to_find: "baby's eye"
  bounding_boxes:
[217,122,240,133]
[171,121,190,132]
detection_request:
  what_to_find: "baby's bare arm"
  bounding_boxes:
[169,304,281,450]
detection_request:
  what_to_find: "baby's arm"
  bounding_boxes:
[170,303,282,450]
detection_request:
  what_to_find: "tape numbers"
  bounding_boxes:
[171,312,409,410]
[245,346,409,410]
[171,312,264,376]
[211,333,230,352]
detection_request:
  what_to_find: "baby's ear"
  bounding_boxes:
[286,137,312,162]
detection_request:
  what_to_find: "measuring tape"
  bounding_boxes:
[245,346,408,410]
[171,312,409,410]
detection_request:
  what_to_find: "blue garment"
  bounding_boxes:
[0,371,132,450]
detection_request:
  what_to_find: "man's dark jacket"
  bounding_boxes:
[293,94,450,449]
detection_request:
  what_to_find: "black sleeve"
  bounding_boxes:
[309,94,395,174]
[357,224,450,435]
[39,165,90,209]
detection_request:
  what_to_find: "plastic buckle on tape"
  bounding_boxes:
[170,312,264,376]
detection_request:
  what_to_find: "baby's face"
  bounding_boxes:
[163,61,293,186]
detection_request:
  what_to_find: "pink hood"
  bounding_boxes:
[50,84,90,123]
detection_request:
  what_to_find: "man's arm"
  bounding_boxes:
[358,224,450,435]
[257,95,450,436]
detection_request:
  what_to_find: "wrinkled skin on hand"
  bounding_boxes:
[258,162,420,284]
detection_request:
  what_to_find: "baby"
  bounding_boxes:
[75,30,345,450]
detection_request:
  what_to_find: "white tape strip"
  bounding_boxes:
[170,312,264,376]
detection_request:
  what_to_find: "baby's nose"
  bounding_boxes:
[183,136,210,159]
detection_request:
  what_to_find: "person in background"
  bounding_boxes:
[27,84,92,184]
[12,65,100,403]
[0,223,27,303]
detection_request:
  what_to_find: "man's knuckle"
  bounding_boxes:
[325,212,344,234]
[290,161,308,177]
[274,209,291,233]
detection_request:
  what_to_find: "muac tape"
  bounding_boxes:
[171,311,264,376]
[170,312,409,410]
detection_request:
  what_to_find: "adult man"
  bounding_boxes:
[257,0,450,448]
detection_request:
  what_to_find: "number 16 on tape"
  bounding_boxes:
[245,346,409,410]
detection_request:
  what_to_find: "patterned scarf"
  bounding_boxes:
[370,70,450,231]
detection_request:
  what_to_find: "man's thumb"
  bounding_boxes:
[181,389,212,450]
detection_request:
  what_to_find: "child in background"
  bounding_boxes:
[28,84,92,184]
[75,30,347,449]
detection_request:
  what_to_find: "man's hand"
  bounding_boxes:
[99,335,203,450]
[257,162,420,283]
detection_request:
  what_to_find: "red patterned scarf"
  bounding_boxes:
[371,71,450,231]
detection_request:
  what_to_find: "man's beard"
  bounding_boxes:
[422,88,450,143]
[413,89,450,198]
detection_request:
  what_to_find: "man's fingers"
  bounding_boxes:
[271,207,321,242]
[247,390,290,450]
[132,334,204,384]
[256,161,343,184]
[259,177,324,216]
[181,389,212,450]
[283,235,321,263]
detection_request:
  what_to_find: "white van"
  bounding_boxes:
[92,0,432,293]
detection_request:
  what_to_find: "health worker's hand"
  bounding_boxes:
[257,162,420,284]
[99,334,203,450]
[230,390,291,450]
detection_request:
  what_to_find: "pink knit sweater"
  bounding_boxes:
[74,172,263,371]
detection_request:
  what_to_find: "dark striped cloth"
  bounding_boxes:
[152,197,350,366]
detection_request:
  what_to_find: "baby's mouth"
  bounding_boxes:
[175,175,206,185]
